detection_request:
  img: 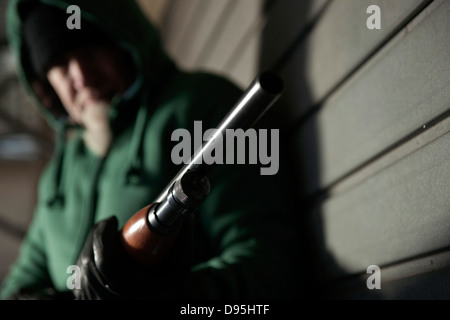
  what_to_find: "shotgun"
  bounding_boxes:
[120,71,283,266]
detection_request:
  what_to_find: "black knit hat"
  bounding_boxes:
[22,3,112,77]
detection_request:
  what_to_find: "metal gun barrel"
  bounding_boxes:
[154,71,284,205]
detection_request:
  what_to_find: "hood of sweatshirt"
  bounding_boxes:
[6,0,175,131]
[6,0,178,206]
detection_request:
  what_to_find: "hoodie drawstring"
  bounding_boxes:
[122,64,177,186]
[47,122,69,208]
[124,100,150,185]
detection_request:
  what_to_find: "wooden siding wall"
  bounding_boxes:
[160,0,450,299]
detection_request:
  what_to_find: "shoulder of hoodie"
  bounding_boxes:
[156,70,244,125]
[166,70,243,106]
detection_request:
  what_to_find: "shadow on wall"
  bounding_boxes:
[258,0,374,299]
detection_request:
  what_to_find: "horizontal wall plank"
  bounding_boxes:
[226,30,261,88]
[275,0,430,127]
[179,0,233,69]
[324,250,450,299]
[198,0,263,79]
[161,0,263,88]
[162,0,203,59]
[327,111,450,198]
[137,0,171,28]
[308,130,450,281]
[259,0,330,71]
[294,0,450,195]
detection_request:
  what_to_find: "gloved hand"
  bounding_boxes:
[73,214,194,300]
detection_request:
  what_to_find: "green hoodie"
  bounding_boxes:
[1,0,299,299]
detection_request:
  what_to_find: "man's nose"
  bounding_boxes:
[69,56,98,90]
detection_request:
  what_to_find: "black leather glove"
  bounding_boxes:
[73,215,194,300]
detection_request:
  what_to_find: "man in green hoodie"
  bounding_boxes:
[1,0,299,300]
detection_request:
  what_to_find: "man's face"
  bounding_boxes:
[46,45,134,127]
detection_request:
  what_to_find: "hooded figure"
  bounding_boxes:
[1,0,299,300]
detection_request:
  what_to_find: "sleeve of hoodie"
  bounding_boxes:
[188,163,299,299]
[0,167,54,299]
[173,74,300,299]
